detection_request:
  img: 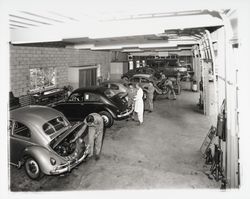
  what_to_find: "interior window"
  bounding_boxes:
[104,89,115,98]
[131,77,139,82]
[102,83,109,88]
[148,69,154,73]
[84,93,101,102]
[43,116,69,135]
[29,67,56,92]
[68,93,84,102]
[43,123,55,135]
[141,78,149,83]
[110,84,119,90]
[13,122,31,138]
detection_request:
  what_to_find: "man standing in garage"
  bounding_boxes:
[127,83,136,109]
[143,81,155,112]
[164,77,177,100]
[159,71,166,81]
[85,113,104,160]
[134,83,144,125]
[176,70,181,94]
[127,83,137,120]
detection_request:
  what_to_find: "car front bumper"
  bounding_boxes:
[117,108,133,119]
[50,144,90,175]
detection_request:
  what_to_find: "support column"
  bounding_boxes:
[221,12,240,188]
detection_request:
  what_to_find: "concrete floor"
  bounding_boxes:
[10,90,219,191]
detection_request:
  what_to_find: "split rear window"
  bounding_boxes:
[43,117,69,135]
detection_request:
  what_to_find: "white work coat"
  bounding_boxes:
[134,87,144,114]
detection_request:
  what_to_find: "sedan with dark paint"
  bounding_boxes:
[52,86,133,128]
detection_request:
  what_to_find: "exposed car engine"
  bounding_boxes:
[54,135,87,161]
[52,123,88,160]
[54,136,77,157]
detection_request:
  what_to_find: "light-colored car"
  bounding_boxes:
[129,74,159,88]
[100,80,129,103]
[121,67,156,81]
[9,105,90,180]
[100,80,128,96]
[129,74,163,100]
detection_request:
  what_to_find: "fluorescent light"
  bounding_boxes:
[122,49,143,52]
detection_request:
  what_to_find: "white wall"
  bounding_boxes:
[68,67,80,90]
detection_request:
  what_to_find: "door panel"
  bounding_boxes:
[10,137,31,164]
[81,92,104,117]
[10,121,33,164]
[79,68,97,88]
[54,103,84,121]
[81,103,101,116]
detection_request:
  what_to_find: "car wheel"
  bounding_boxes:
[99,111,114,128]
[24,157,43,180]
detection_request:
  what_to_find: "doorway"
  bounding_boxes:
[79,68,97,88]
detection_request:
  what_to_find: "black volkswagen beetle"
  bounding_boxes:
[52,86,132,128]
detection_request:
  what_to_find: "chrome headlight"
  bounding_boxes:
[50,157,57,165]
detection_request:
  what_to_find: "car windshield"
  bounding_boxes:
[104,88,115,98]
[43,116,69,135]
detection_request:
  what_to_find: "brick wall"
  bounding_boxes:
[111,51,128,62]
[9,45,128,97]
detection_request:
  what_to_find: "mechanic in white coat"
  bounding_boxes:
[134,83,144,125]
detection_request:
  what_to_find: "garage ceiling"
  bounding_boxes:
[8,0,227,52]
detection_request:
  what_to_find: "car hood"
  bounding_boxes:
[110,92,128,112]
[50,122,86,149]
[50,122,89,164]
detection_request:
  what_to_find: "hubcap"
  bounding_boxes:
[101,115,109,125]
[26,159,39,177]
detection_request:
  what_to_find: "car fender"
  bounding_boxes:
[101,107,117,119]
[23,146,66,175]
[121,74,129,79]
